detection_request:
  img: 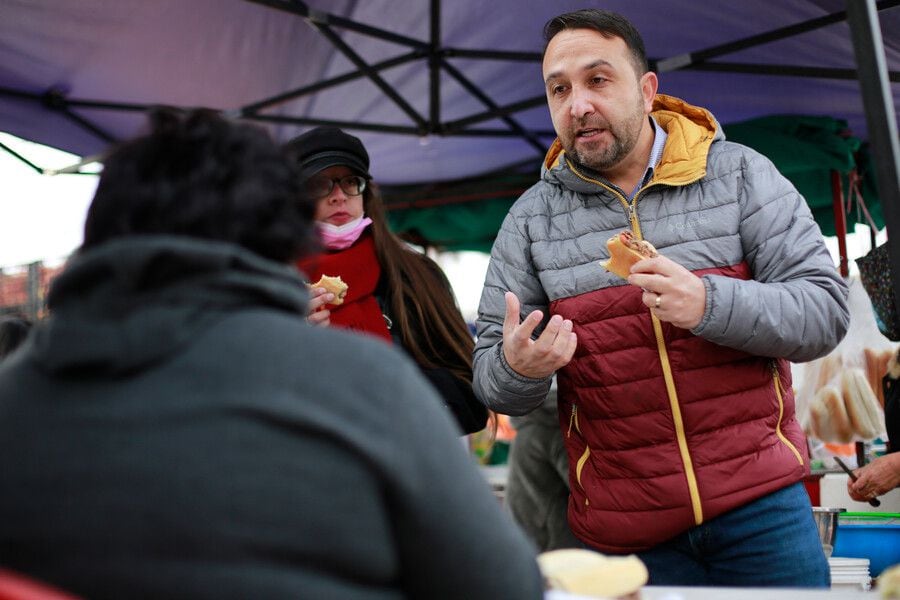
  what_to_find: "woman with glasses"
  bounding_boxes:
[285,127,489,435]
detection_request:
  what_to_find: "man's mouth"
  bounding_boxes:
[576,128,603,139]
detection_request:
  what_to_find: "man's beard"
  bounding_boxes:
[563,99,645,173]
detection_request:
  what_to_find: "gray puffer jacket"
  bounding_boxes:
[474,94,848,414]
[473,95,849,552]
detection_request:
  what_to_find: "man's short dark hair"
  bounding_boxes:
[543,9,649,75]
[83,108,316,263]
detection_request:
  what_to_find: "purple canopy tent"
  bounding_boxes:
[0,0,896,178]
[0,0,898,302]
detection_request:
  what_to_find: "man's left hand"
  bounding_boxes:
[627,256,706,330]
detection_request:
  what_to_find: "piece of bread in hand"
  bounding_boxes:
[538,548,648,600]
[311,274,348,306]
[601,231,659,279]
[809,383,854,443]
[841,367,883,440]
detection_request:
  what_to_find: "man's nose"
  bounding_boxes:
[569,86,594,119]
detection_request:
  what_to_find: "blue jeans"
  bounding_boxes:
[635,483,830,587]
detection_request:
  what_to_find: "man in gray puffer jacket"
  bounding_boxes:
[474,9,849,588]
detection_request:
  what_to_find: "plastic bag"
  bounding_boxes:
[795,277,895,445]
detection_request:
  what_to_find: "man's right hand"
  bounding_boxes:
[501,291,577,378]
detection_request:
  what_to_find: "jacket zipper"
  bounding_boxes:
[567,160,703,522]
[566,161,640,230]
[651,314,703,525]
[567,404,592,506]
[771,363,804,465]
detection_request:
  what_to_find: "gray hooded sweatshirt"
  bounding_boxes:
[0,235,542,600]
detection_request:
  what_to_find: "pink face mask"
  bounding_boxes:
[318,215,373,250]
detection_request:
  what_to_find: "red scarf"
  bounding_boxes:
[296,233,392,343]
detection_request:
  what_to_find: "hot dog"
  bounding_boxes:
[601,231,658,279]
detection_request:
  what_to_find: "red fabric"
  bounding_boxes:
[297,233,392,343]
[550,262,809,553]
[0,569,80,600]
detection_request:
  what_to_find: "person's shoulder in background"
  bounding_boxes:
[0,315,32,360]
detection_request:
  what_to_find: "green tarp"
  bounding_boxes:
[723,115,882,238]
[384,115,883,251]
[385,173,534,253]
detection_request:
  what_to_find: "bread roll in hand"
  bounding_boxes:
[311,275,348,306]
[601,231,658,279]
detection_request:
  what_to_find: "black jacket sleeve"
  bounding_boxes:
[420,365,488,434]
[376,262,488,435]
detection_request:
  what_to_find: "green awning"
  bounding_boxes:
[722,115,882,237]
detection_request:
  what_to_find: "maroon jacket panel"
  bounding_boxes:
[550,262,809,553]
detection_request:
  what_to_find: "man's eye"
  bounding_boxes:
[590,76,607,85]
[552,85,567,95]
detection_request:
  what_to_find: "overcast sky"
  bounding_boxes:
[0,133,97,269]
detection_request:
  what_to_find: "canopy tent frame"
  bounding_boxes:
[0,0,898,304]
[1,0,899,175]
[848,0,900,324]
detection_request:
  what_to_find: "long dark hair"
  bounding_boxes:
[363,183,475,386]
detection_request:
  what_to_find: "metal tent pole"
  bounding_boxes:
[846,0,900,314]
[832,171,850,277]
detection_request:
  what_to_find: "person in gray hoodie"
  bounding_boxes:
[0,108,542,600]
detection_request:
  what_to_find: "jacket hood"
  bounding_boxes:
[541,94,721,192]
[31,235,309,376]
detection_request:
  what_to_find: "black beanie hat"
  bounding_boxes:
[284,126,371,181]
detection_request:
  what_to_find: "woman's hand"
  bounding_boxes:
[307,286,334,327]
[847,452,900,502]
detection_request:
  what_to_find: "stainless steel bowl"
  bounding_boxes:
[812,507,846,557]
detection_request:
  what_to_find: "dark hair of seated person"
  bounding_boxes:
[0,315,32,359]
[82,108,317,263]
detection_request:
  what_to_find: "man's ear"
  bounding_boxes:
[640,71,658,112]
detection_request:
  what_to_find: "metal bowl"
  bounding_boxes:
[812,507,846,557]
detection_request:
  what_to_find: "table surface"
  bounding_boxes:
[546,585,875,599]
[640,585,875,599]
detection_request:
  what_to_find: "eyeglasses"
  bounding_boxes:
[305,175,367,199]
